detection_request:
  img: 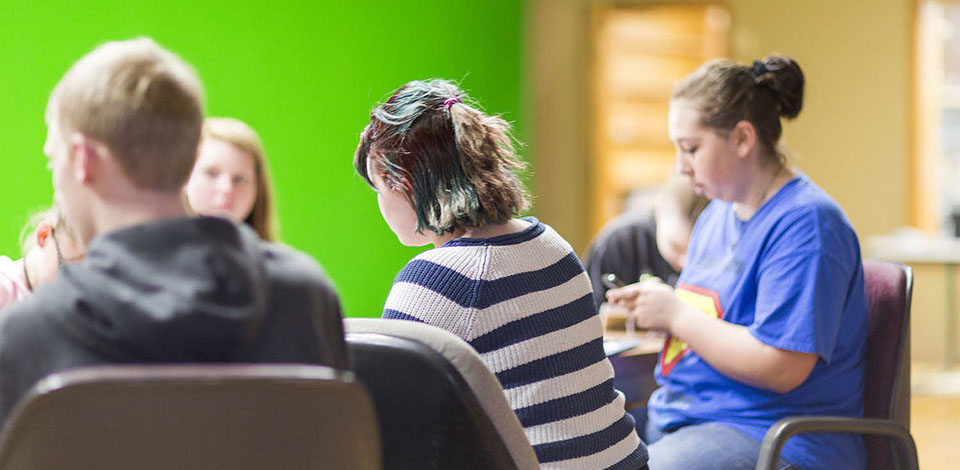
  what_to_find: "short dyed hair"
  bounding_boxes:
[47,37,204,191]
[355,79,528,235]
[672,54,804,165]
[202,117,279,241]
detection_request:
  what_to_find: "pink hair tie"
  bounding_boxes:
[443,97,460,109]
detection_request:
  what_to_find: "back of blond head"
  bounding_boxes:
[49,37,204,191]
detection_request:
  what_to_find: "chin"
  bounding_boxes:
[397,237,431,248]
[202,208,241,222]
[395,230,433,247]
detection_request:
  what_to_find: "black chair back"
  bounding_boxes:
[348,332,518,470]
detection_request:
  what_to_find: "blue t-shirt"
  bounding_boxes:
[647,173,868,470]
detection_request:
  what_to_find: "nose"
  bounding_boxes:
[676,152,693,177]
[214,175,234,194]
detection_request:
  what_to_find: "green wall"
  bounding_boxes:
[0,0,526,317]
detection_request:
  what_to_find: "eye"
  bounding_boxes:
[232,175,250,186]
[204,168,219,178]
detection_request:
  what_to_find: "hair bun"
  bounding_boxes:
[754,55,804,119]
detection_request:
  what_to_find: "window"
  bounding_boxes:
[588,5,729,237]
[916,0,960,235]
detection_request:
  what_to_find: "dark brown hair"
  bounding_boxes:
[672,54,804,164]
[355,79,528,235]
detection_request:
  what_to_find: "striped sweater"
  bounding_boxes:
[383,218,648,469]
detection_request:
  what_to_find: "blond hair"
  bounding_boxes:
[202,117,279,241]
[47,37,204,191]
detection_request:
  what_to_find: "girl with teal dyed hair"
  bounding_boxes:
[355,79,650,469]
[355,79,528,243]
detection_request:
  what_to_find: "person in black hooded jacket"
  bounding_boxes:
[0,38,348,424]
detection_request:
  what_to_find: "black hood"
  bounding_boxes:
[0,215,348,426]
[46,217,271,361]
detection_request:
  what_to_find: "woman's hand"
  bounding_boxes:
[609,277,819,393]
[605,277,686,333]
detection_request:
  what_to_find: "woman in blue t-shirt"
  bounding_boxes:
[606,55,868,470]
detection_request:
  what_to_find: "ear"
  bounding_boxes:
[34,221,53,248]
[68,133,103,184]
[384,173,413,193]
[730,121,758,159]
[395,175,413,193]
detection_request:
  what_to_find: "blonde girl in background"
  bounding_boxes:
[185,117,279,241]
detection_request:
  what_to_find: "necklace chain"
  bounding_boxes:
[733,166,784,220]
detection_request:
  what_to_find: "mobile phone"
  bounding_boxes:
[602,273,634,337]
[602,273,625,290]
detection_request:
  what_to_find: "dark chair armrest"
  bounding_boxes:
[754,416,919,470]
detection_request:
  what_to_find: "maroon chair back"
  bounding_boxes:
[861,260,913,469]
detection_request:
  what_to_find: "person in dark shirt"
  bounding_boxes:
[585,176,708,308]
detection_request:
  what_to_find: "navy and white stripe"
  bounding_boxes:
[383,218,648,469]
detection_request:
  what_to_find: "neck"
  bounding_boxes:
[87,192,189,245]
[431,218,529,248]
[733,162,792,221]
[13,257,30,290]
